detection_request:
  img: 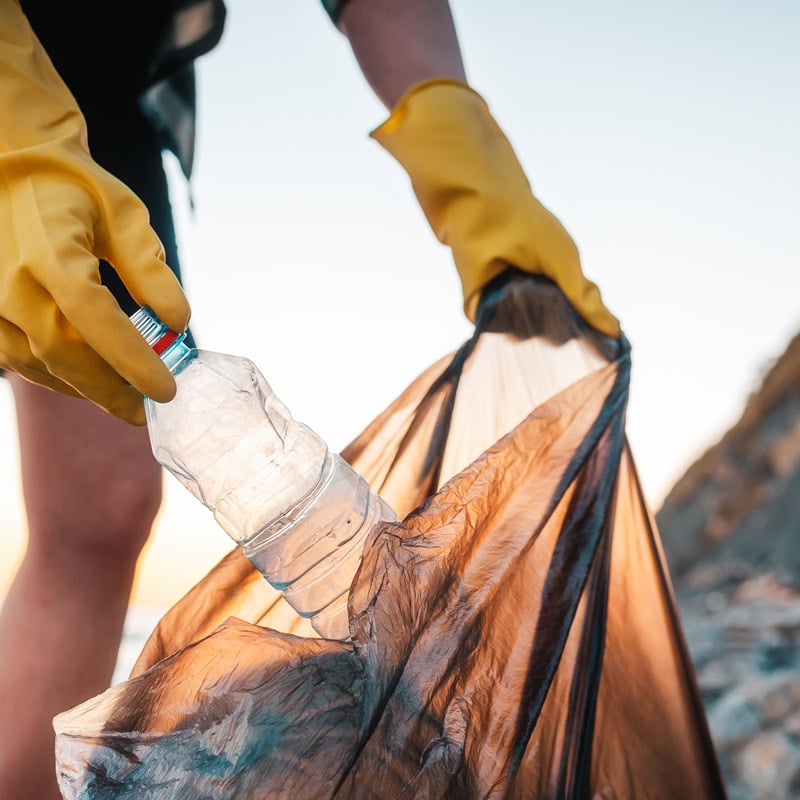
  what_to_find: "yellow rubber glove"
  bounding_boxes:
[0,1,191,424]
[371,79,620,338]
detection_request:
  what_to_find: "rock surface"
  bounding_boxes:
[657,331,800,799]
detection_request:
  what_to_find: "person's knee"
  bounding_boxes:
[90,468,164,556]
[31,465,164,565]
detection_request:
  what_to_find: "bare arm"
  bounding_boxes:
[337,0,467,109]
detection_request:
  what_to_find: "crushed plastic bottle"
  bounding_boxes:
[130,306,396,640]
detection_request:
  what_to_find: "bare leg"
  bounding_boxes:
[0,375,162,800]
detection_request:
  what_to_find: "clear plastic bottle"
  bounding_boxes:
[130,306,396,640]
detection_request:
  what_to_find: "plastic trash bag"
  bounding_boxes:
[54,271,727,799]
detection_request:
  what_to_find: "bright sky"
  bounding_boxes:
[1,0,798,609]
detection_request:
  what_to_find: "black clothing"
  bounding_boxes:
[21,0,226,179]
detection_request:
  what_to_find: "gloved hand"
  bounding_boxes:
[371,78,620,338]
[0,0,190,424]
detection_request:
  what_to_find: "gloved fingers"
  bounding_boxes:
[22,310,148,424]
[0,317,84,399]
[98,176,192,336]
[4,166,185,402]
[2,258,172,415]
[535,260,620,340]
[43,273,178,408]
[41,348,148,425]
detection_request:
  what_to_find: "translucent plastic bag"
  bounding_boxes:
[54,272,726,799]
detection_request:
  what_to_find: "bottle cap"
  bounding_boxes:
[130,306,192,372]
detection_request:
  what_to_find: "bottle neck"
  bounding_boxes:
[129,306,194,375]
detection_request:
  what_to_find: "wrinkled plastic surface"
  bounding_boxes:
[54,271,727,799]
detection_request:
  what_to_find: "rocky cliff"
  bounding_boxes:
[657,330,800,800]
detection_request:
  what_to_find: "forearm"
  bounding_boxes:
[337,0,466,109]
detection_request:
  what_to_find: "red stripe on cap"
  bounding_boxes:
[153,329,179,355]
